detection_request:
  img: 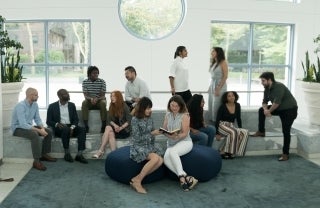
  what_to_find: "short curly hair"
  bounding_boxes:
[221,91,239,104]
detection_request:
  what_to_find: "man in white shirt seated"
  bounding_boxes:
[124,66,151,113]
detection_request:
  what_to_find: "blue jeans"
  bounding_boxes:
[190,125,216,147]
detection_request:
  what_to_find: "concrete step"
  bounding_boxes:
[4,129,297,159]
[4,108,295,159]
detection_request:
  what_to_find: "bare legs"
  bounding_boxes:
[93,125,116,158]
[130,153,163,194]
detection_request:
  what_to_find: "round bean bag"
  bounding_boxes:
[105,146,165,184]
[166,144,222,182]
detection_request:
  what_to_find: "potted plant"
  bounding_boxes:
[0,15,25,129]
[300,35,320,125]
[0,15,24,83]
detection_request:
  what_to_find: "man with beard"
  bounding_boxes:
[46,89,88,164]
[251,72,298,161]
[11,87,57,171]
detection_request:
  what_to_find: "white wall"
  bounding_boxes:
[1,0,320,158]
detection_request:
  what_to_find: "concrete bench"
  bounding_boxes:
[3,108,306,159]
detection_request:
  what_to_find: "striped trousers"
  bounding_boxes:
[218,121,249,156]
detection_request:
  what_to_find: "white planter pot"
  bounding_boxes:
[300,81,320,125]
[1,82,24,129]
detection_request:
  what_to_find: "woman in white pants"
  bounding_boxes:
[161,95,198,191]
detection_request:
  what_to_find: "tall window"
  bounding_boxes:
[5,20,91,108]
[211,21,294,106]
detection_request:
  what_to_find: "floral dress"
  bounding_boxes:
[130,116,164,163]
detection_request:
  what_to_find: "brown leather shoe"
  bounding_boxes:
[278,154,289,161]
[33,161,47,171]
[40,154,57,162]
[250,131,265,137]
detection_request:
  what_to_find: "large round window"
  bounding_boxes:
[118,0,186,40]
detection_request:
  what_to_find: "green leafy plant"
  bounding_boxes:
[0,15,24,83]
[301,36,320,83]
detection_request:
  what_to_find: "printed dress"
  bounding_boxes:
[130,116,164,163]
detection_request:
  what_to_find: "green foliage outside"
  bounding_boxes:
[0,15,24,83]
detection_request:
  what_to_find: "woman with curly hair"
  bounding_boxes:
[216,91,249,159]
[93,90,131,158]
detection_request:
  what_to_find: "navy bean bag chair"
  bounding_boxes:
[105,146,165,184]
[166,144,222,182]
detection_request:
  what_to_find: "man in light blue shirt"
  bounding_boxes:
[11,87,56,171]
[124,66,151,113]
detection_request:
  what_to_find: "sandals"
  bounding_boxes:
[221,153,235,160]
[179,175,190,191]
[92,150,105,159]
[179,175,198,191]
[185,176,198,190]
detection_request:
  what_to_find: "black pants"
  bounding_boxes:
[174,90,192,104]
[54,125,86,151]
[258,106,298,155]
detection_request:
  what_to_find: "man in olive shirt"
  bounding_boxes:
[251,72,298,161]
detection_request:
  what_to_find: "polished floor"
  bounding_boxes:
[1,156,320,205]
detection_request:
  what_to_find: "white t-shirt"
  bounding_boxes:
[169,56,189,92]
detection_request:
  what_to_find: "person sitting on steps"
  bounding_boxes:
[81,65,107,133]
[93,90,131,159]
[46,89,88,164]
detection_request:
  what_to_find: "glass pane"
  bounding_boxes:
[227,66,249,92]
[48,66,85,106]
[211,23,250,64]
[6,22,45,64]
[19,66,47,108]
[119,0,185,40]
[252,24,290,65]
[48,21,90,64]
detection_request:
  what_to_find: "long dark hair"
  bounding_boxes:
[134,97,153,119]
[174,46,186,58]
[211,47,226,69]
[187,94,204,129]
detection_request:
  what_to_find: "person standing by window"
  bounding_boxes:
[208,47,228,123]
[169,46,192,104]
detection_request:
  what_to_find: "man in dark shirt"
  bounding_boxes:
[251,72,298,161]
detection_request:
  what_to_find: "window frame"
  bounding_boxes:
[5,19,91,108]
[211,20,295,106]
